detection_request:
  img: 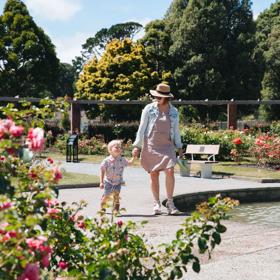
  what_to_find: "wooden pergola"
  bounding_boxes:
[1,97,280,132]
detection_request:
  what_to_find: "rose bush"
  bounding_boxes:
[0,100,238,279]
[181,126,253,161]
[250,134,280,168]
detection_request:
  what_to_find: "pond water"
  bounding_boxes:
[231,201,280,228]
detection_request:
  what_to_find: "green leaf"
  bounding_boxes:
[192,261,200,273]
[216,223,227,233]
[198,237,208,253]
[176,229,184,239]
[25,215,39,226]
[208,197,218,205]
[212,232,221,245]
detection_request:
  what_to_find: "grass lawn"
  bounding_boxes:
[44,152,280,180]
[213,163,280,179]
[59,171,99,185]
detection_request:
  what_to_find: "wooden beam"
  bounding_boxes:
[70,103,81,134]
[227,103,237,129]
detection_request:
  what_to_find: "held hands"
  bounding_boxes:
[178,148,184,159]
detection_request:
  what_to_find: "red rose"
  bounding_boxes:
[233,138,242,145]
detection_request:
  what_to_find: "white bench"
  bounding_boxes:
[180,144,220,178]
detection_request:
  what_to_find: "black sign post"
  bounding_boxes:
[66,134,79,163]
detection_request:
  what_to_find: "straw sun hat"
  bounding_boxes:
[150,83,174,98]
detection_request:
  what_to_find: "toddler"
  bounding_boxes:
[100,140,135,214]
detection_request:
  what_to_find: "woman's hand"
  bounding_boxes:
[178,148,184,159]
[99,182,104,189]
[132,147,140,158]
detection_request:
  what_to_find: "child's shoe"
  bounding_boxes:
[166,199,180,215]
[153,200,161,215]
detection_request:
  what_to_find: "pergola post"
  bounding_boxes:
[227,103,237,129]
[70,102,81,133]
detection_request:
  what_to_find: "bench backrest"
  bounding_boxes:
[186,144,220,155]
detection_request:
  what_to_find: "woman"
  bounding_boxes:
[132,83,183,215]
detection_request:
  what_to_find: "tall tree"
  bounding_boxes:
[0,0,60,98]
[140,20,171,73]
[56,63,75,98]
[169,0,258,104]
[75,38,171,121]
[140,1,188,82]
[255,1,280,120]
[73,22,142,75]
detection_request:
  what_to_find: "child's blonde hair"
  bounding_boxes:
[107,140,122,154]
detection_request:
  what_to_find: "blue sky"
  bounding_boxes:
[0,0,277,63]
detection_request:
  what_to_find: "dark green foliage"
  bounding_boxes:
[0,0,60,98]
[169,0,258,102]
[140,20,171,74]
[88,122,139,143]
[73,22,143,74]
[256,2,280,120]
[56,63,76,97]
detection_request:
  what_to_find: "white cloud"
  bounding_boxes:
[52,32,90,63]
[25,0,82,21]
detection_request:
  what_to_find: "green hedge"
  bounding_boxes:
[88,122,138,142]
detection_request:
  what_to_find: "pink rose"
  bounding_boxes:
[52,166,62,183]
[117,220,123,227]
[26,236,47,250]
[77,221,86,229]
[8,231,17,238]
[18,263,40,280]
[0,202,12,210]
[9,125,24,137]
[27,128,45,152]
[44,199,59,207]
[58,261,68,270]
[47,157,54,164]
[41,253,50,268]
[47,208,60,218]
[2,119,14,131]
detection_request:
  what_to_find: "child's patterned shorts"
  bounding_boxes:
[103,181,121,196]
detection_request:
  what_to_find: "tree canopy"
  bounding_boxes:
[255,1,280,120]
[169,0,258,101]
[75,38,171,121]
[72,22,143,76]
[0,0,60,98]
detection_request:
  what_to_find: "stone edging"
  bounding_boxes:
[232,176,280,183]
[163,187,280,211]
[57,183,99,190]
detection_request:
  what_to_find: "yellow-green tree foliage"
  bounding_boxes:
[75,38,171,121]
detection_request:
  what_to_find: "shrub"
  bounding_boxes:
[180,126,253,161]
[250,134,280,168]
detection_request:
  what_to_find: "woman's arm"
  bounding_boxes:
[132,105,150,149]
[174,111,183,150]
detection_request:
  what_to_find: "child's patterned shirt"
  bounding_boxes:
[100,155,129,186]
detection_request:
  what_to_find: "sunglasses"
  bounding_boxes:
[155,96,168,100]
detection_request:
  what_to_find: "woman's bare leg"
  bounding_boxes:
[164,167,175,199]
[150,171,160,201]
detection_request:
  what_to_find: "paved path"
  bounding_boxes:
[58,161,280,280]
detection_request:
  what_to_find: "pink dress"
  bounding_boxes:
[141,110,177,172]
